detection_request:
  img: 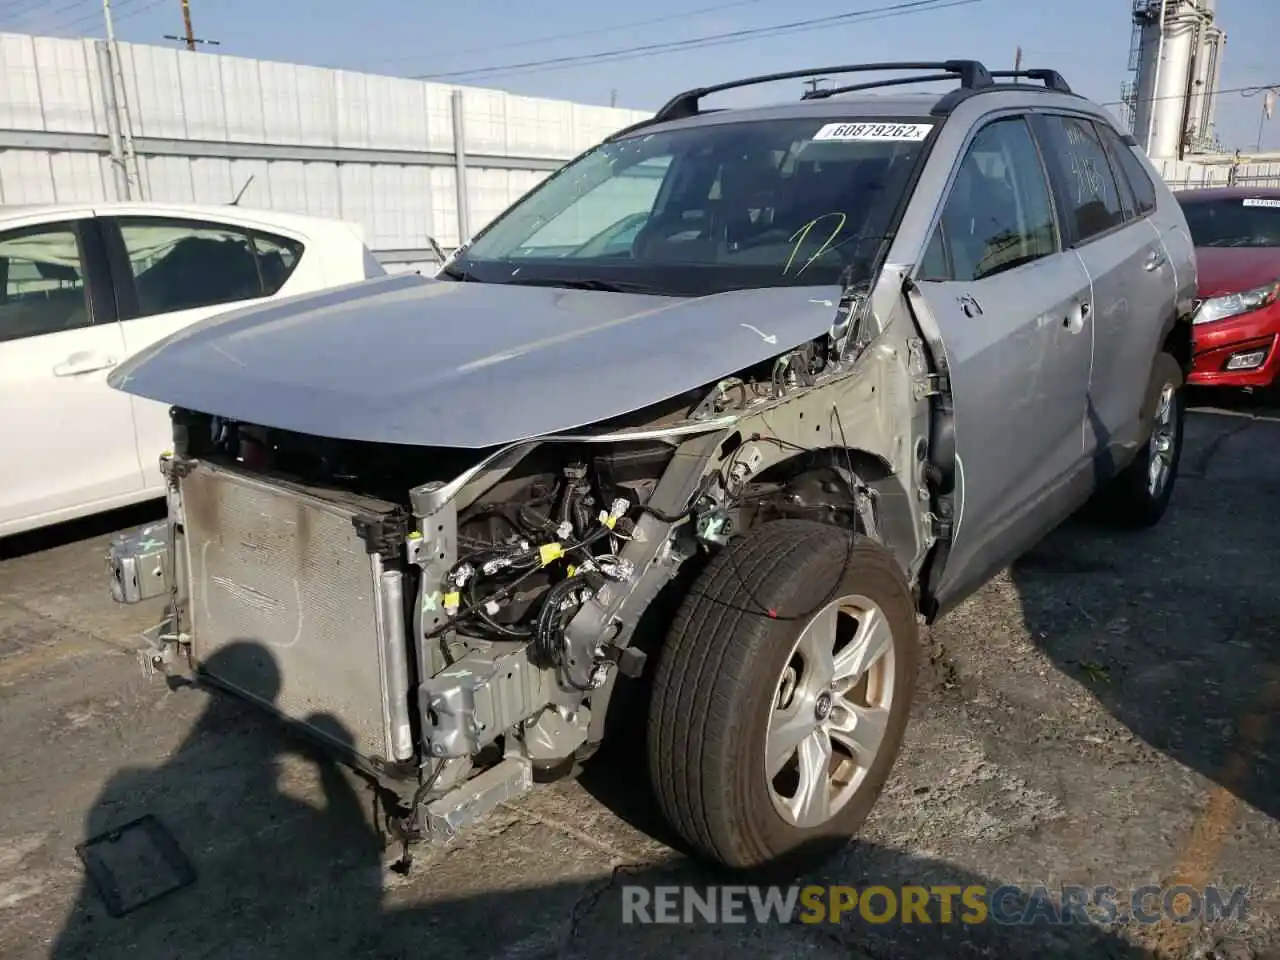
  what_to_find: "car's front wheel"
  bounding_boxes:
[646,520,918,876]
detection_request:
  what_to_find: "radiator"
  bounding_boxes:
[179,462,415,764]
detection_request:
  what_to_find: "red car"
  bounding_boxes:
[1175,186,1280,388]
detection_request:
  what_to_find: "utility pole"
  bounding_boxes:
[1014,46,1022,72]
[164,0,220,50]
[102,0,141,197]
[1257,88,1276,153]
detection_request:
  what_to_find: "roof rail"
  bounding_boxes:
[801,72,962,100]
[931,66,1076,115]
[649,60,993,124]
[986,68,1072,93]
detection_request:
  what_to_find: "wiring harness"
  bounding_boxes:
[423,461,659,682]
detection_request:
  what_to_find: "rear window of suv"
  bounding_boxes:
[454,117,938,297]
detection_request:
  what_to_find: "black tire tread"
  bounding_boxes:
[646,519,914,870]
[1094,350,1185,528]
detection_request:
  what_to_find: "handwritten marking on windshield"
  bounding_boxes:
[784,213,847,278]
[740,323,778,345]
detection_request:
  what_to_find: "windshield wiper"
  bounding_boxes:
[499,276,671,295]
[438,263,479,281]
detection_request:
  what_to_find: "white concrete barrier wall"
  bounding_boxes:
[0,31,652,264]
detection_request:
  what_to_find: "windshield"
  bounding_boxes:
[452,117,936,297]
[1180,197,1280,248]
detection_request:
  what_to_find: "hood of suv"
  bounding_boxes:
[109,272,843,448]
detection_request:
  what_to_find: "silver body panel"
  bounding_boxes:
[882,91,1197,611]
[107,271,842,449]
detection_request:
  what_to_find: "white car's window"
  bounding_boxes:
[115,218,304,319]
[251,230,306,296]
[0,223,91,343]
[920,116,1059,283]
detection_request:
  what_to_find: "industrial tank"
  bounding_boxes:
[1127,0,1226,160]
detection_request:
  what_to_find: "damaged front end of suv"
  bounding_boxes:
[104,98,955,874]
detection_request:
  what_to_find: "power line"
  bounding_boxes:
[5,0,153,36]
[413,0,984,82]
[59,0,165,33]
[2,0,101,29]
[362,0,775,69]
[1102,82,1280,108]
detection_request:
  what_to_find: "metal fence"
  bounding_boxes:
[0,31,651,272]
[1152,156,1280,192]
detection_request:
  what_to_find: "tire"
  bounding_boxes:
[1093,351,1185,528]
[646,519,919,877]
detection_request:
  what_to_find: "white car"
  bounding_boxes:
[0,201,385,538]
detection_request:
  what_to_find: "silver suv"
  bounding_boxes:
[107,60,1197,876]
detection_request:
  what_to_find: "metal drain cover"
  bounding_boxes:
[75,814,196,917]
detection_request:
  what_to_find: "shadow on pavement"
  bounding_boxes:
[1009,391,1279,821]
[49,639,1153,960]
[50,640,384,960]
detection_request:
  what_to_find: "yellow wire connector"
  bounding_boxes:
[442,591,461,613]
[539,543,564,566]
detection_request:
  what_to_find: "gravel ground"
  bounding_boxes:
[0,397,1276,960]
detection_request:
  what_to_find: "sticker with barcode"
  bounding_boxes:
[1242,198,1280,208]
[812,122,934,142]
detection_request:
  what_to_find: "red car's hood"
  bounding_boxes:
[1195,246,1280,298]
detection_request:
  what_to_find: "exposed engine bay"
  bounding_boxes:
[114,280,945,861]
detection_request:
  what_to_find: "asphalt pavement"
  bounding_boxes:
[0,396,1277,960]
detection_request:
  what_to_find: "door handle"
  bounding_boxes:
[1063,300,1089,334]
[1145,249,1168,272]
[957,293,983,318]
[53,351,118,377]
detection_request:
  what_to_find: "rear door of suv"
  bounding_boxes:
[1030,112,1176,470]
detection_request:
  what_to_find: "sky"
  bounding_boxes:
[10,0,1280,152]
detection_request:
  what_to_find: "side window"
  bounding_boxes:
[920,116,1059,283]
[251,230,305,296]
[0,223,91,343]
[1038,116,1126,242]
[1097,123,1138,222]
[1096,122,1159,214]
[117,218,266,318]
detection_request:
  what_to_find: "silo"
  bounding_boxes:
[1130,0,1220,160]
[1183,0,1226,150]
[1149,2,1199,159]
[1130,0,1167,152]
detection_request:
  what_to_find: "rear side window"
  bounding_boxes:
[1096,123,1158,214]
[0,222,91,343]
[918,116,1058,283]
[114,217,305,319]
[1037,115,1126,243]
